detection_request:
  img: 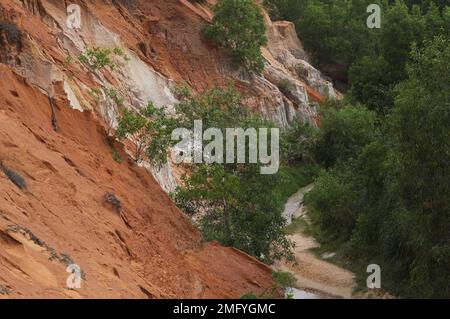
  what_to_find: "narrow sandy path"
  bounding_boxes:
[274,184,356,299]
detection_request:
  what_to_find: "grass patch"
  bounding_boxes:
[285,216,310,235]
[240,292,259,299]
[272,270,297,288]
[112,149,122,163]
[276,164,319,204]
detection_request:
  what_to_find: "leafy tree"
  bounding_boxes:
[205,0,268,72]
[266,0,449,113]
[306,37,450,298]
[348,55,393,112]
[116,103,175,164]
[314,106,377,167]
[171,86,294,262]
[384,36,450,297]
[280,120,315,165]
[380,1,426,82]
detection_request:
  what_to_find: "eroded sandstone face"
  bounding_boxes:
[0,0,338,299]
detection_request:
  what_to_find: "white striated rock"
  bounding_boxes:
[63,80,83,111]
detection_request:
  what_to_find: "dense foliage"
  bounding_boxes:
[171,86,300,263]
[305,37,450,298]
[116,103,176,164]
[264,0,450,112]
[264,0,449,298]
[205,0,268,72]
[117,85,317,263]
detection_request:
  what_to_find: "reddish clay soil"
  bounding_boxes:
[0,65,273,298]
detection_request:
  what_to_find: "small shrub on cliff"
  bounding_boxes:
[115,103,176,164]
[111,149,122,163]
[204,0,267,72]
[276,78,293,96]
[79,47,114,70]
[79,47,129,71]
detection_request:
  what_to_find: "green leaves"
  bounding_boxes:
[204,0,267,72]
[171,86,294,262]
[78,47,129,70]
[267,0,449,113]
[306,36,450,298]
[314,106,377,167]
[79,47,114,70]
[116,103,176,164]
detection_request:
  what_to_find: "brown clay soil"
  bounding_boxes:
[0,65,273,298]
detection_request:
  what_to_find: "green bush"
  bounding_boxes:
[204,0,267,72]
[116,103,176,164]
[272,270,296,289]
[280,120,315,165]
[305,37,450,298]
[306,169,359,241]
[79,47,129,70]
[314,106,377,167]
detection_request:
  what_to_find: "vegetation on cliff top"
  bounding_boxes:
[205,0,268,72]
[265,0,449,111]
